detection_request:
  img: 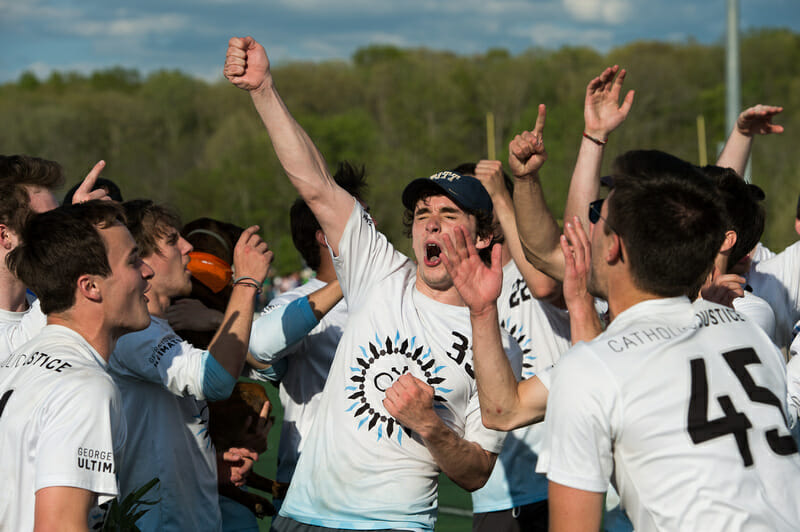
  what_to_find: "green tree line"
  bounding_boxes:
[2,28,799,274]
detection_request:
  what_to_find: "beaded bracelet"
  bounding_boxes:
[583,131,608,146]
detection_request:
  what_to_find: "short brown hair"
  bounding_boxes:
[0,155,65,234]
[7,201,126,314]
[122,199,182,258]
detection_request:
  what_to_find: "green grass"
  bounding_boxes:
[243,380,473,531]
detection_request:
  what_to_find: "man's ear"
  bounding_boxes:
[719,230,737,254]
[607,233,624,264]
[474,231,492,251]
[315,229,327,248]
[77,274,102,303]
[794,218,800,237]
[0,224,19,251]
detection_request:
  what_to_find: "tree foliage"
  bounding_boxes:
[2,29,799,273]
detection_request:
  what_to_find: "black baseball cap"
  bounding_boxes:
[402,171,493,214]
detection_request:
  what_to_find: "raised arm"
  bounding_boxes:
[510,104,564,280]
[207,226,273,379]
[564,65,634,237]
[561,218,603,343]
[224,36,353,253]
[716,104,784,176]
[442,226,549,430]
[473,160,560,301]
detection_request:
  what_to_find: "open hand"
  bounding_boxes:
[441,226,503,316]
[735,104,784,137]
[584,65,634,140]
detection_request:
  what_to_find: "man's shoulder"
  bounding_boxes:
[110,317,190,374]
[270,278,326,305]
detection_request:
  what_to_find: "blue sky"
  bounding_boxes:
[2,0,799,83]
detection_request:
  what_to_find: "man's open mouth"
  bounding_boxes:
[424,243,442,266]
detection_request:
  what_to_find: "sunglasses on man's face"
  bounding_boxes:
[588,199,605,224]
[588,198,618,235]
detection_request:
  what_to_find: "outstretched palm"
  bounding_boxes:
[584,65,634,138]
[441,226,502,315]
[736,104,784,136]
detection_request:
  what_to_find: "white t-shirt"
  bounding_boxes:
[256,278,348,484]
[0,295,47,360]
[732,290,777,343]
[471,260,571,513]
[279,201,514,530]
[109,316,221,532]
[749,240,800,347]
[538,297,800,532]
[0,325,125,532]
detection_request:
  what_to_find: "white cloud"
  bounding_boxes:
[512,22,614,49]
[69,14,189,38]
[562,0,632,24]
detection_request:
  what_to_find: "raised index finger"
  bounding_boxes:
[532,104,547,137]
[73,160,105,203]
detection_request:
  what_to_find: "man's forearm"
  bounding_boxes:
[208,283,259,378]
[493,193,560,300]
[564,138,604,236]
[419,419,496,492]
[248,84,352,251]
[716,127,752,176]
[513,175,564,280]
[470,305,545,430]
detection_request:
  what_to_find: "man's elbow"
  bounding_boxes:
[459,473,491,492]
[453,463,494,492]
[481,409,544,432]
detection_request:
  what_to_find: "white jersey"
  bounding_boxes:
[471,260,571,513]
[538,297,800,532]
[0,325,125,532]
[749,240,800,347]
[787,353,800,428]
[109,316,221,532]
[749,241,775,268]
[732,290,777,344]
[279,201,515,530]
[256,278,347,484]
[0,295,47,360]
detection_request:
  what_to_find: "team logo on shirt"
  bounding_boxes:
[345,331,452,445]
[194,402,212,449]
[502,317,536,379]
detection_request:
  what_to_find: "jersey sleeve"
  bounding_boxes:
[35,376,124,505]
[752,241,800,346]
[332,200,411,307]
[0,299,47,356]
[111,323,224,400]
[249,294,319,363]
[535,346,618,493]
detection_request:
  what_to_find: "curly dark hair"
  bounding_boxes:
[402,185,500,265]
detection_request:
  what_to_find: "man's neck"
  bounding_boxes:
[48,313,116,361]
[606,275,662,322]
[147,291,172,318]
[414,277,466,307]
[315,261,337,284]
[0,268,30,313]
